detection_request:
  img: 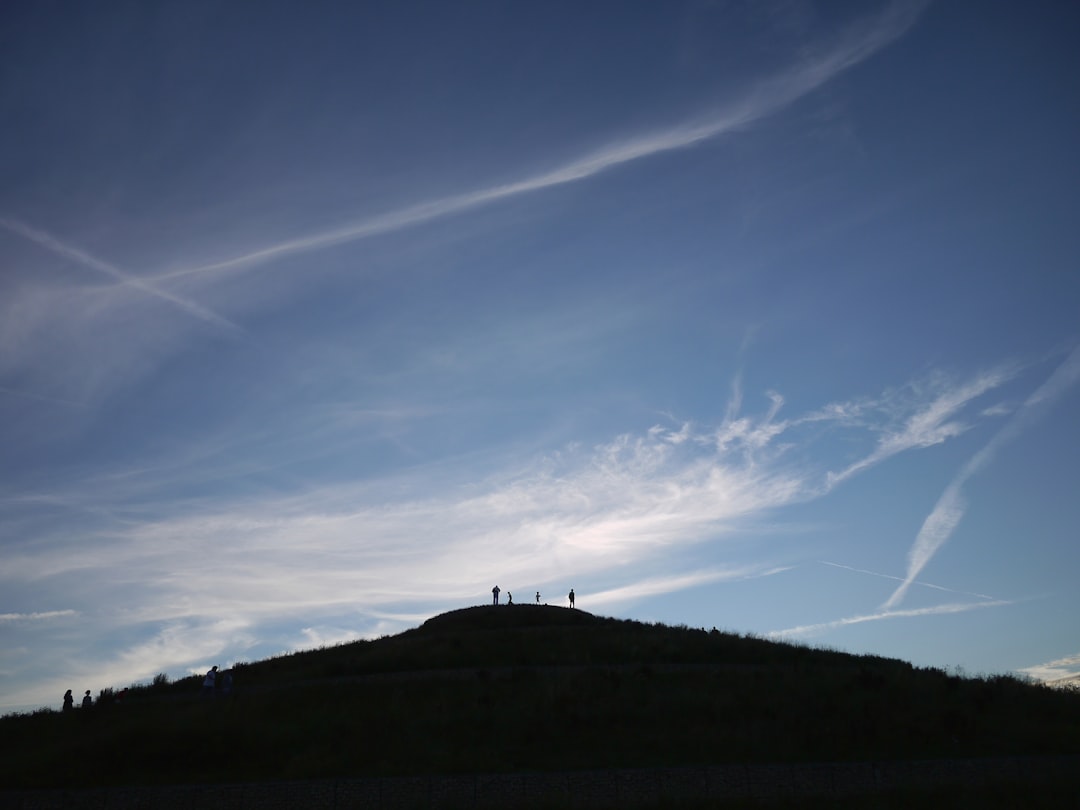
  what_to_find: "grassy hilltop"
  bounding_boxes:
[2,605,1079,791]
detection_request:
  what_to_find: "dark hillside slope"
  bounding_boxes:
[420,604,602,632]
[2,606,1079,790]
[244,605,879,683]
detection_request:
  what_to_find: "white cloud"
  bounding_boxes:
[980,403,1012,417]
[298,626,365,650]
[1018,652,1080,684]
[1,368,1010,610]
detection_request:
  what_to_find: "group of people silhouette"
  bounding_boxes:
[492,586,575,608]
[62,687,130,711]
[61,667,233,712]
[61,689,93,711]
[202,665,234,697]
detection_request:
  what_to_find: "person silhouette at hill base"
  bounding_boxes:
[62,689,73,712]
[203,666,218,697]
[569,588,575,608]
[492,585,500,605]
[82,690,92,709]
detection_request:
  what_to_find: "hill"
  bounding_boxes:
[2,604,1079,795]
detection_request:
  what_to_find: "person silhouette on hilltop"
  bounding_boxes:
[492,585,500,605]
[569,588,575,608]
[82,690,92,709]
[62,689,73,712]
[507,591,513,604]
[536,591,541,604]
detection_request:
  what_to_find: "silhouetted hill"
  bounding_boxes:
[2,605,1079,794]
[419,603,603,632]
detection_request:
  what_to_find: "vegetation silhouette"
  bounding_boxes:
[2,605,1079,797]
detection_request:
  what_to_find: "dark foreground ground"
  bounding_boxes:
[5,757,1079,809]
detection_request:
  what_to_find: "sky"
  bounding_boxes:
[2,0,1079,713]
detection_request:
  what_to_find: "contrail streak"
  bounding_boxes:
[153,1,927,283]
[883,346,1080,609]
[768,599,1013,638]
[1,217,241,332]
[0,386,85,408]
[819,560,997,600]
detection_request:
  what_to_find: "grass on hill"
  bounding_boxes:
[2,605,1079,791]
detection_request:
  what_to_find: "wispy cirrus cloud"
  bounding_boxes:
[4,370,993,603]
[767,599,1014,639]
[2,364,1011,595]
[150,1,926,285]
[0,362,1013,711]
[825,368,1013,489]
[0,610,78,622]
[883,347,1080,609]
[699,365,1014,490]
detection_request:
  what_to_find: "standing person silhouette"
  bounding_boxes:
[536,591,541,604]
[202,666,218,697]
[569,588,575,608]
[81,690,92,709]
[492,585,500,605]
[62,689,73,712]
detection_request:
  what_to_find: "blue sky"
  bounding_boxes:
[2,0,1079,713]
